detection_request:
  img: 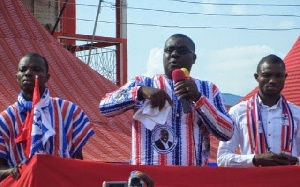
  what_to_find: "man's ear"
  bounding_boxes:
[254,73,258,81]
[46,74,50,82]
[193,53,197,64]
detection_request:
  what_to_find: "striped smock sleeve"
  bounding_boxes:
[58,99,94,158]
[99,75,149,117]
[0,114,10,160]
[194,80,234,141]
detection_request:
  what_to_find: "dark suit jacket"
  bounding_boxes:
[155,140,173,150]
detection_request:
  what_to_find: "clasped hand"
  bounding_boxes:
[253,152,298,166]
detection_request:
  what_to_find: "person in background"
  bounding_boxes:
[128,170,154,187]
[99,34,233,166]
[217,54,300,167]
[0,52,94,180]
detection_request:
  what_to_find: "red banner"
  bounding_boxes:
[1,154,300,187]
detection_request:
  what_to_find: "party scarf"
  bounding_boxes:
[15,76,55,157]
[246,93,294,155]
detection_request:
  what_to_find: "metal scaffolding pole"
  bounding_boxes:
[87,0,103,65]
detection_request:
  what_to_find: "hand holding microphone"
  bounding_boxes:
[172,68,201,113]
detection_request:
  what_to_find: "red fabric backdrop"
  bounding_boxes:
[1,154,300,187]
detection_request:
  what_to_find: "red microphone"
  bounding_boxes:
[172,68,191,113]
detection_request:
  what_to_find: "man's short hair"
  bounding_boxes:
[257,54,285,72]
[23,52,49,73]
[167,34,195,51]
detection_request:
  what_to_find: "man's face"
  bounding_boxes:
[160,130,169,143]
[163,36,196,79]
[254,61,287,98]
[16,56,50,99]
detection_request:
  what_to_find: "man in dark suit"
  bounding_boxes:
[155,129,173,150]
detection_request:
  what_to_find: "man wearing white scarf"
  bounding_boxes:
[218,54,300,167]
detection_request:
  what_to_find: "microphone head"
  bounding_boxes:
[180,68,190,78]
[172,69,186,82]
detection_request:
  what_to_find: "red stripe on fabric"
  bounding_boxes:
[255,131,260,153]
[1,112,15,156]
[14,107,24,163]
[254,104,262,154]
[0,144,6,152]
[281,125,286,151]
[217,115,233,131]
[284,99,292,153]
[133,120,141,165]
[53,101,60,156]
[252,100,259,153]
[246,101,255,154]
[61,100,69,121]
[260,132,266,153]
[187,113,194,166]
[73,123,92,150]
[202,99,232,131]
[156,75,167,165]
[132,87,138,100]
[253,96,264,154]
[69,107,84,147]
[61,101,73,145]
[1,112,13,139]
[212,84,218,95]
[135,76,142,81]
[157,154,161,165]
[158,75,166,90]
[72,106,81,119]
[3,110,23,163]
[206,100,230,130]
[160,154,166,165]
[287,105,293,152]
[288,122,292,152]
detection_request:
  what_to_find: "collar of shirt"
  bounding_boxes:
[257,95,283,110]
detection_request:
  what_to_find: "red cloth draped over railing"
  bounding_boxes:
[1,154,300,187]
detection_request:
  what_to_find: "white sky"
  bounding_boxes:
[76,0,300,96]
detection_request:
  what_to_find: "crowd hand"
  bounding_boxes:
[278,153,298,165]
[138,86,173,110]
[174,79,201,102]
[0,165,21,180]
[253,152,298,166]
[135,171,154,187]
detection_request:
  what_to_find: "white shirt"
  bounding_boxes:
[161,140,171,149]
[217,97,300,167]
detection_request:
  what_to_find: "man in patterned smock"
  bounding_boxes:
[0,52,94,180]
[100,34,233,166]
